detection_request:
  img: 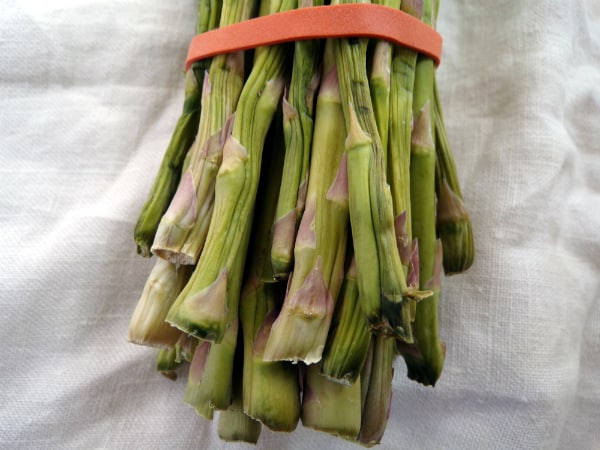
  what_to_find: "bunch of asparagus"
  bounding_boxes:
[129,0,474,446]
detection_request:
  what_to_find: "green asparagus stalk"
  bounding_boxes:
[151,0,257,265]
[401,12,446,382]
[128,259,192,348]
[133,0,221,256]
[240,264,299,432]
[301,363,362,441]
[196,0,223,41]
[368,0,400,156]
[166,0,293,342]
[183,341,214,419]
[433,80,474,275]
[321,256,371,385]
[388,0,423,263]
[239,121,302,431]
[332,0,430,341]
[151,116,226,265]
[217,343,262,443]
[358,334,395,446]
[246,310,301,431]
[184,316,238,418]
[263,61,349,364]
[270,0,324,279]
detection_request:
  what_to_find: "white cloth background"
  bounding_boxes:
[1,0,599,448]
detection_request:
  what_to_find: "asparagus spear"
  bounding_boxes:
[400,0,446,382]
[184,316,238,418]
[133,0,221,256]
[152,0,257,265]
[235,96,301,430]
[270,0,324,279]
[388,0,423,263]
[217,350,262,444]
[167,0,294,342]
[320,255,371,385]
[332,0,430,341]
[247,310,301,431]
[358,334,395,446]
[369,0,401,156]
[433,79,474,274]
[264,58,349,364]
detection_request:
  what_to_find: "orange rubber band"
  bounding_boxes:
[185,4,442,71]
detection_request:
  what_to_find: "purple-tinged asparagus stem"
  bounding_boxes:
[271,0,324,279]
[264,62,349,364]
[184,341,213,420]
[398,240,445,385]
[133,0,221,256]
[150,0,256,264]
[396,0,445,385]
[166,0,293,343]
[152,114,228,265]
[332,0,433,340]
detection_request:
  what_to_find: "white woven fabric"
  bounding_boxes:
[1,0,599,448]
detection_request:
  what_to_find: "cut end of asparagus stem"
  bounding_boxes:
[217,406,262,444]
[167,267,230,342]
[263,257,334,364]
[437,177,475,275]
[302,364,362,441]
[150,171,197,264]
[128,259,190,349]
[218,342,263,444]
[247,310,301,432]
[156,346,182,381]
[174,332,198,364]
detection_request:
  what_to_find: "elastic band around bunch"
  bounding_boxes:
[185,4,442,71]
